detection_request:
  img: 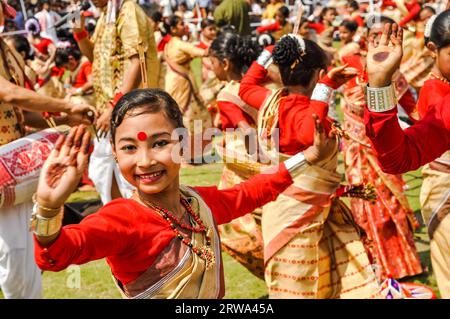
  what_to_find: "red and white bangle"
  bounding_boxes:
[311,83,333,104]
[110,92,124,109]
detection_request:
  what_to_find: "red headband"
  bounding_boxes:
[1,0,17,19]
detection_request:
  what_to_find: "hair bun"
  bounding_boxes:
[273,35,301,67]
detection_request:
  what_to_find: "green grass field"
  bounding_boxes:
[0,162,438,299]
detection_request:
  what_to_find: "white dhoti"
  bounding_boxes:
[0,200,42,299]
[88,135,135,204]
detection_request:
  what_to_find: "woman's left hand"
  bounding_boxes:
[327,64,359,88]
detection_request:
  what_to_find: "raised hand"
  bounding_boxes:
[68,102,98,126]
[36,126,91,210]
[367,23,403,87]
[304,115,338,165]
[327,64,359,88]
[95,105,113,138]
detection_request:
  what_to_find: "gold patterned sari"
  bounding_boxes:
[112,185,224,299]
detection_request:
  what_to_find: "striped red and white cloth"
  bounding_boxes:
[0,126,69,208]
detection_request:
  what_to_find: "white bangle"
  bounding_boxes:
[256,50,273,69]
[75,87,83,95]
[311,83,333,104]
[284,152,308,177]
[365,84,397,113]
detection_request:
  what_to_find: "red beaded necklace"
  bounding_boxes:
[137,193,216,269]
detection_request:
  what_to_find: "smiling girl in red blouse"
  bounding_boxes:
[32,88,338,299]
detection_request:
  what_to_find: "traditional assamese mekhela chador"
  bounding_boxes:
[239,37,380,299]
[214,80,265,279]
[164,16,211,135]
[339,50,423,280]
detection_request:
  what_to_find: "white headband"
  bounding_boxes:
[282,33,306,57]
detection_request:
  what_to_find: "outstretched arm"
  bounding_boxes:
[239,47,274,110]
[196,115,339,224]
[0,76,96,125]
[73,13,95,62]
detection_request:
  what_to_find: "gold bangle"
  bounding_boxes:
[365,84,397,113]
[29,201,63,237]
[32,193,62,214]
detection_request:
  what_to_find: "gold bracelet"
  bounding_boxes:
[29,204,63,237]
[365,84,397,113]
[32,193,62,214]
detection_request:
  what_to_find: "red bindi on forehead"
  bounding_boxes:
[137,132,148,141]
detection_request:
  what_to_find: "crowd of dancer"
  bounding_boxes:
[0,0,449,299]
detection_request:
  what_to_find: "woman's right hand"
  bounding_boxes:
[367,23,403,87]
[304,115,337,165]
[36,126,91,210]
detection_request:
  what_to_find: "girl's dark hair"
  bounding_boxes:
[320,7,336,22]
[151,11,163,23]
[55,46,82,67]
[430,9,450,49]
[168,15,182,33]
[12,36,33,60]
[340,20,358,33]
[209,33,262,73]
[201,18,216,29]
[349,0,359,10]
[277,6,290,19]
[273,36,327,86]
[111,89,184,143]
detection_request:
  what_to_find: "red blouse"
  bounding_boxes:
[239,61,337,155]
[308,22,326,35]
[218,100,255,130]
[72,61,92,88]
[256,21,281,34]
[34,164,294,285]
[157,34,171,52]
[33,38,54,56]
[417,78,450,119]
[364,94,450,174]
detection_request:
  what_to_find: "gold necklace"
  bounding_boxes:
[430,72,450,85]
